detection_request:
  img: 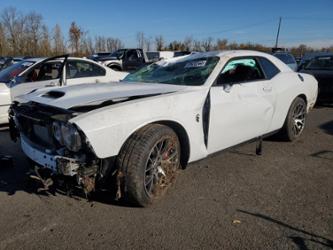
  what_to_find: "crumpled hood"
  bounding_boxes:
[17,82,188,110]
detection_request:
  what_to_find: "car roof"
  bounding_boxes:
[164,50,292,72]
[24,56,101,63]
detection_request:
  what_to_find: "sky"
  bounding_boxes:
[0,0,332,48]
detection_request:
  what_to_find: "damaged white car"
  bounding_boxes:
[10,51,318,206]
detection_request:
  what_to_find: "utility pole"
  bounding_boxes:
[275,17,282,48]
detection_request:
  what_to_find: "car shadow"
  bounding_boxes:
[314,103,333,109]
[319,120,333,136]
[0,162,137,207]
[0,128,137,207]
[311,150,333,160]
[237,209,333,250]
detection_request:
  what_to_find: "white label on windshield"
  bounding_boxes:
[185,60,207,68]
[22,62,34,67]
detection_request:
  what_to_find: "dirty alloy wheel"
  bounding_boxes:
[280,97,307,141]
[116,124,181,207]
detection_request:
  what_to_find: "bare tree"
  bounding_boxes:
[52,24,66,55]
[106,37,123,52]
[81,35,94,56]
[0,23,6,55]
[39,25,51,56]
[201,37,214,51]
[215,39,228,50]
[183,36,193,51]
[227,41,238,50]
[25,12,42,56]
[69,21,83,56]
[192,40,202,51]
[136,32,145,50]
[95,36,107,52]
[1,7,25,55]
[145,36,152,51]
[155,35,164,51]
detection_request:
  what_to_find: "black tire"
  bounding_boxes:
[280,97,307,141]
[116,124,181,207]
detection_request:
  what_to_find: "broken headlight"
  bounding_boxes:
[52,122,82,152]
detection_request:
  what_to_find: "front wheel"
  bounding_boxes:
[116,124,181,207]
[280,97,307,141]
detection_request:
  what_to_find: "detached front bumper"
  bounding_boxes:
[21,136,82,176]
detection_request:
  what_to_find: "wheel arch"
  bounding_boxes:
[118,120,191,169]
[156,120,190,169]
[297,93,307,106]
[107,63,122,71]
[282,94,308,123]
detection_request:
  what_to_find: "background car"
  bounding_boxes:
[273,52,298,71]
[297,52,332,71]
[0,55,128,124]
[10,50,318,207]
[299,54,333,104]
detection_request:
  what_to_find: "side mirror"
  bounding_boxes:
[222,83,232,93]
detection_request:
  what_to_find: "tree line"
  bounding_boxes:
[0,7,332,58]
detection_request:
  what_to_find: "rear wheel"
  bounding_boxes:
[116,124,181,207]
[280,97,307,141]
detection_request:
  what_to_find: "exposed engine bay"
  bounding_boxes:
[9,101,115,197]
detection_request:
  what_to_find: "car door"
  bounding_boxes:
[10,60,63,100]
[207,57,274,154]
[122,49,145,72]
[65,59,107,85]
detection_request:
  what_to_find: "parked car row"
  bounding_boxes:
[7,50,318,206]
[0,55,128,124]
[88,48,191,72]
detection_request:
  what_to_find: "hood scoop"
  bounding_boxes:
[42,91,65,99]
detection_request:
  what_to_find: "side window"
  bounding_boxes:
[25,62,61,82]
[216,58,264,85]
[258,57,280,79]
[66,60,106,79]
[127,50,139,62]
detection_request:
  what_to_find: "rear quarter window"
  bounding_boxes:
[258,57,280,79]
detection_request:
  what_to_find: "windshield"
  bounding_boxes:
[111,49,125,59]
[123,56,219,86]
[305,56,333,70]
[0,60,35,83]
[274,53,296,64]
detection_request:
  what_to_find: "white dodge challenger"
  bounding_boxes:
[10,50,318,206]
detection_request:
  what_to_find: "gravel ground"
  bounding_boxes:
[0,106,332,250]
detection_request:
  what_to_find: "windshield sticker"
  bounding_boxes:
[185,60,207,68]
[22,62,34,67]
